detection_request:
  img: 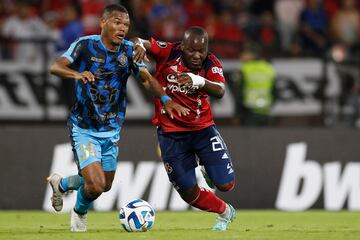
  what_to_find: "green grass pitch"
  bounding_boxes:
[0,210,359,240]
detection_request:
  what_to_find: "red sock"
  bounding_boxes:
[191,187,226,214]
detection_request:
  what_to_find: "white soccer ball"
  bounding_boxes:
[119,199,155,232]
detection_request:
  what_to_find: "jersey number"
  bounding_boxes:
[210,136,225,152]
[79,143,96,161]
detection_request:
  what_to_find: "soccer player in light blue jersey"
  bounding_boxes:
[47,4,189,232]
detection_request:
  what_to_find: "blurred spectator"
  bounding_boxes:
[211,9,244,59]
[183,0,214,29]
[57,4,84,51]
[0,0,14,59]
[324,0,340,18]
[0,1,12,26]
[298,0,329,56]
[148,0,186,41]
[332,61,360,127]
[203,12,217,38]
[42,11,60,57]
[330,0,360,127]
[0,0,356,62]
[81,0,105,35]
[274,0,304,52]
[40,0,77,27]
[128,0,152,38]
[249,0,274,15]
[331,0,359,47]
[254,11,281,56]
[229,0,254,31]
[234,44,277,126]
[1,0,50,62]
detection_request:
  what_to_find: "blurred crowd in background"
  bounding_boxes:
[0,0,359,127]
[0,0,359,60]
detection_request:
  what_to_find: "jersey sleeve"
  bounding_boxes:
[62,38,84,63]
[148,38,173,62]
[206,55,225,83]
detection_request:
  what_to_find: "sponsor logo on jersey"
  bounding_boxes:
[156,41,167,48]
[211,67,223,77]
[166,73,178,83]
[167,84,199,95]
[166,73,199,94]
[90,56,105,63]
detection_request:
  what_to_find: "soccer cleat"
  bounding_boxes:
[70,209,87,232]
[200,166,215,189]
[47,173,64,212]
[212,204,236,231]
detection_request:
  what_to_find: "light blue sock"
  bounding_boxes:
[74,186,96,215]
[59,175,84,192]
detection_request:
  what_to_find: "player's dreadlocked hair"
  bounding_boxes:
[102,4,128,18]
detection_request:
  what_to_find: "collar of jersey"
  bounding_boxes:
[99,35,122,53]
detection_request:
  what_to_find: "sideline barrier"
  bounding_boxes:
[0,125,359,211]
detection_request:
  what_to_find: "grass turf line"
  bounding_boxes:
[0,210,359,240]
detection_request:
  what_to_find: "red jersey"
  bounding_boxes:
[149,38,225,132]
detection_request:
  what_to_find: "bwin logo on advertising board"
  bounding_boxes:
[43,143,213,212]
[276,142,360,211]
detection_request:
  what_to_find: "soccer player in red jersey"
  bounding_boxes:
[133,26,236,231]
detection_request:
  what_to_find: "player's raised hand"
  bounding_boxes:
[76,71,95,84]
[133,43,149,63]
[163,100,190,119]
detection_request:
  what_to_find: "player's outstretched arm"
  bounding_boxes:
[177,73,225,98]
[50,57,95,84]
[138,68,190,119]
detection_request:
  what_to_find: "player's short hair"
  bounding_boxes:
[187,26,207,36]
[102,4,128,18]
[184,26,208,42]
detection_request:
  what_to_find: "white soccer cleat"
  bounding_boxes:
[47,173,64,212]
[70,209,87,232]
[212,204,236,231]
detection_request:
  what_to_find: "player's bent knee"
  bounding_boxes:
[88,186,104,196]
[216,179,235,192]
[86,181,106,196]
[178,186,200,204]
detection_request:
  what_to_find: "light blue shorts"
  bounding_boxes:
[68,123,120,172]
